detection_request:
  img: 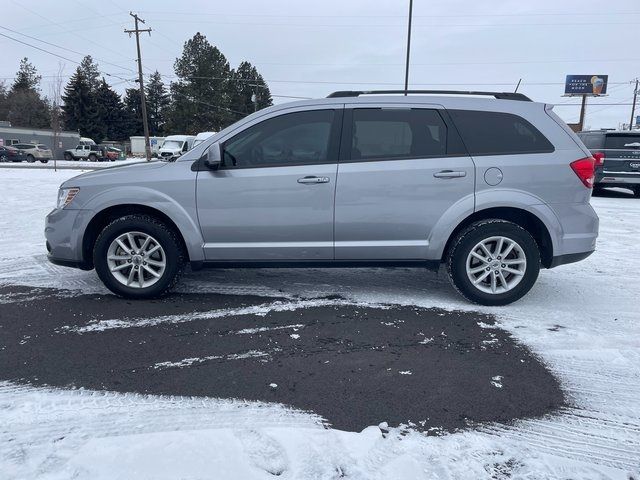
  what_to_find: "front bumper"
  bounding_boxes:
[45,207,93,270]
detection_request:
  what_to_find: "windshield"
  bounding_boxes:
[162,140,184,149]
[37,145,49,149]
[605,134,640,149]
[193,140,204,147]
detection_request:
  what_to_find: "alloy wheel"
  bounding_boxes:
[106,231,166,288]
[465,236,527,294]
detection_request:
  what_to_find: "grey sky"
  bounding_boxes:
[1,0,638,129]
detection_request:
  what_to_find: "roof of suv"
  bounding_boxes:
[259,93,545,116]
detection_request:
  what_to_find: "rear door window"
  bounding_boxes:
[349,108,450,161]
[604,134,640,149]
[449,110,554,156]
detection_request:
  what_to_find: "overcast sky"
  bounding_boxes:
[0,0,638,129]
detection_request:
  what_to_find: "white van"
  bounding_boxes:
[192,131,217,148]
[158,135,196,160]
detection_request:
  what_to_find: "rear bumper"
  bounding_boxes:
[548,250,594,268]
[596,170,640,187]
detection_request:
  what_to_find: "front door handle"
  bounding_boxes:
[433,170,467,179]
[297,176,330,184]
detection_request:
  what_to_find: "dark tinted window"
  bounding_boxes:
[449,110,554,155]
[578,134,603,149]
[351,108,448,160]
[222,110,335,168]
[604,134,640,149]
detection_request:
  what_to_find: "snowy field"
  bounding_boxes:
[0,168,638,479]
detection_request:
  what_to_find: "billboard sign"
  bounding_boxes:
[565,75,608,96]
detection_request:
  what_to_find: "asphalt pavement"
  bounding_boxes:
[0,285,565,432]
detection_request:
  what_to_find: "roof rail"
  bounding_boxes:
[326,90,532,102]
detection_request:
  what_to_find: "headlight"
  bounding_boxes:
[57,188,80,209]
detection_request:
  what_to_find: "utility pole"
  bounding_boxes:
[578,94,588,132]
[404,0,413,95]
[629,79,639,131]
[125,12,152,162]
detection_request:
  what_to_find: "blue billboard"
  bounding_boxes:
[565,75,608,95]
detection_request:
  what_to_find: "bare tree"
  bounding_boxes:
[49,62,65,171]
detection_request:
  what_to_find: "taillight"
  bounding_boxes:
[570,157,595,188]
[593,151,605,167]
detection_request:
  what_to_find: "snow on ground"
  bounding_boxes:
[0,168,639,479]
[0,157,147,170]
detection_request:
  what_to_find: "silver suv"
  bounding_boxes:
[45,91,599,305]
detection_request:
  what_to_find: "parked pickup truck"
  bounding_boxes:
[63,144,113,162]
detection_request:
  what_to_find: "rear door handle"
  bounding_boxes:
[433,170,467,179]
[297,176,330,184]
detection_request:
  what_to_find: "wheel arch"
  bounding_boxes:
[440,206,556,268]
[81,204,197,268]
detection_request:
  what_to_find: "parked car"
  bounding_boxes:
[0,145,25,162]
[12,143,52,163]
[158,135,196,161]
[63,144,104,162]
[104,147,122,161]
[193,131,216,148]
[45,90,599,305]
[577,129,640,197]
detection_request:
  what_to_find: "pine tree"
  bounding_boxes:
[6,58,50,128]
[227,61,273,125]
[166,33,231,133]
[145,71,170,136]
[123,88,144,137]
[96,79,128,141]
[79,55,101,91]
[61,65,104,142]
[0,82,9,121]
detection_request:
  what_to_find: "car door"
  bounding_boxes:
[196,106,343,261]
[334,104,475,260]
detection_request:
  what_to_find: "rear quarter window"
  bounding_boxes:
[449,110,554,156]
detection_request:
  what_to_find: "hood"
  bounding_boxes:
[62,161,169,188]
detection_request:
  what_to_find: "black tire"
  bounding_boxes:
[0,154,7,162]
[446,219,541,306]
[88,153,98,162]
[26,154,35,163]
[93,214,185,299]
[64,152,73,161]
[633,186,640,198]
[40,159,49,164]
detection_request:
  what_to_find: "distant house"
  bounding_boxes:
[0,123,80,159]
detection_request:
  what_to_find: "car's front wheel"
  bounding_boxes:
[93,214,185,299]
[446,220,540,306]
[64,153,73,161]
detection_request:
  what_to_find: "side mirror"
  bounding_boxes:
[202,143,221,170]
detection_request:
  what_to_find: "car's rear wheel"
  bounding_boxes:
[93,214,185,299]
[40,159,49,164]
[0,154,7,162]
[26,154,35,163]
[446,220,540,306]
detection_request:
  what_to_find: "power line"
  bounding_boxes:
[10,0,135,73]
[137,10,640,18]
[0,25,134,75]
